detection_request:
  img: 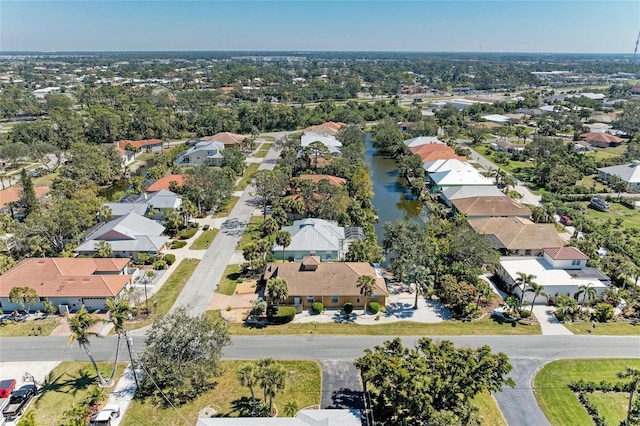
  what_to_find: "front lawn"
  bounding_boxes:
[189,229,219,250]
[472,144,535,179]
[121,360,321,425]
[534,359,640,426]
[126,259,200,330]
[209,312,541,336]
[473,391,507,426]
[0,317,60,337]
[217,264,242,296]
[579,201,640,231]
[212,196,240,218]
[563,321,640,335]
[25,362,126,426]
[253,145,271,158]
[235,162,260,191]
[236,216,263,250]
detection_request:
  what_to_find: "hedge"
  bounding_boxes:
[311,302,323,314]
[152,260,168,270]
[268,306,297,324]
[179,228,198,240]
[164,254,176,265]
[202,224,210,231]
[171,240,187,249]
[343,302,354,315]
[368,302,380,314]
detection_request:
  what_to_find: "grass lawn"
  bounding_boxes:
[473,144,535,178]
[236,216,263,250]
[579,174,608,192]
[473,391,508,426]
[584,392,628,426]
[189,229,219,250]
[217,264,242,296]
[586,145,626,161]
[263,136,276,141]
[25,362,127,426]
[209,312,541,336]
[534,359,640,426]
[0,317,60,337]
[253,145,271,158]
[121,360,320,425]
[32,170,60,187]
[564,321,640,335]
[580,201,640,230]
[235,162,260,191]
[126,259,200,330]
[212,196,240,218]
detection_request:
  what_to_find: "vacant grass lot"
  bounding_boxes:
[208,312,541,336]
[534,359,640,426]
[235,163,260,191]
[579,201,640,230]
[473,144,535,179]
[564,321,640,335]
[189,229,219,250]
[121,360,321,425]
[0,317,60,337]
[127,259,200,330]
[216,264,242,296]
[586,145,626,161]
[25,362,126,426]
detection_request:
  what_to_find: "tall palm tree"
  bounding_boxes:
[515,272,537,305]
[105,298,132,384]
[237,363,259,415]
[67,306,109,387]
[266,277,288,306]
[526,283,548,314]
[357,275,376,315]
[575,283,597,307]
[405,264,431,310]
[618,367,640,426]
[274,230,292,262]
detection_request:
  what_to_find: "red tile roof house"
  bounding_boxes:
[0,258,133,313]
[580,132,623,148]
[263,257,387,311]
[146,174,186,192]
[116,139,164,156]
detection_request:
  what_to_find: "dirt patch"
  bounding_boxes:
[235,278,258,294]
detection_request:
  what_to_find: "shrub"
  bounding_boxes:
[343,302,354,315]
[170,240,187,249]
[179,228,198,240]
[268,306,297,324]
[190,222,199,229]
[311,302,324,314]
[518,309,531,319]
[164,254,176,265]
[594,303,614,322]
[202,224,210,231]
[368,302,380,314]
[134,252,156,265]
[152,260,168,270]
[195,212,207,218]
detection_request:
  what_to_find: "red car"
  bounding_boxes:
[560,215,572,226]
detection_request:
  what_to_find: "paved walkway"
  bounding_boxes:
[531,305,573,335]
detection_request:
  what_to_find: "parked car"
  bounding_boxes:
[560,215,573,226]
[0,379,17,399]
[89,404,121,426]
[590,197,610,212]
[2,384,36,420]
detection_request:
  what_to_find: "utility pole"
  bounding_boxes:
[124,332,140,389]
[634,30,640,64]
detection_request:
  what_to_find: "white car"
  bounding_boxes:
[89,404,121,426]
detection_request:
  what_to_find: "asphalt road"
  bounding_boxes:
[2,335,638,425]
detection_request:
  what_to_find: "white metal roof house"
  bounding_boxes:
[597,161,640,192]
[174,141,225,166]
[75,212,169,257]
[481,114,510,125]
[301,132,342,155]
[427,162,494,188]
[403,136,443,148]
[272,218,364,261]
[496,247,610,304]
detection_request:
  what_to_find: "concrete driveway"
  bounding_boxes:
[319,360,363,410]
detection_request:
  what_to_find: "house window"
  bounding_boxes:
[356,296,361,303]
[331,295,339,303]
[306,296,314,303]
[525,250,531,256]
[571,259,581,266]
[39,297,48,302]
[370,295,378,299]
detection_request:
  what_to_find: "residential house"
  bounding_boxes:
[596,161,640,192]
[0,258,133,312]
[413,145,466,164]
[630,86,640,98]
[104,189,182,219]
[580,132,623,148]
[398,121,417,132]
[116,139,164,154]
[115,147,135,166]
[490,140,525,155]
[263,256,387,309]
[196,409,360,426]
[439,185,505,208]
[301,132,342,156]
[481,114,510,125]
[426,160,494,188]
[468,217,566,256]
[304,121,346,136]
[272,218,363,261]
[297,174,346,187]
[146,174,186,192]
[0,186,50,211]
[201,132,246,147]
[450,196,531,219]
[403,136,443,148]
[75,212,169,258]
[496,247,610,304]
[174,141,225,166]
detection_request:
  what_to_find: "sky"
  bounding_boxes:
[1,1,639,53]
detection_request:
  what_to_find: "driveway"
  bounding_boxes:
[319,360,363,410]
[531,305,573,336]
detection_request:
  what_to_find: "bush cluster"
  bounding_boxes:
[368,302,380,314]
[568,379,632,426]
[179,228,198,240]
[311,302,324,314]
[268,306,296,324]
[202,224,210,231]
[164,254,176,265]
[170,240,187,249]
[152,260,168,270]
[343,302,354,315]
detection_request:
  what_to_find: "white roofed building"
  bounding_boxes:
[403,136,443,148]
[301,132,342,155]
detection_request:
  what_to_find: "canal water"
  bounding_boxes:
[365,134,425,246]
[98,158,156,201]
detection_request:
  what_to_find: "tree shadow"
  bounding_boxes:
[230,396,258,417]
[242,321,267,329]
[329,388,364,410]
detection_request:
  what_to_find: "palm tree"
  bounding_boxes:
[357,275,376,315]
[476,282,493,308]
[405,264,431,310]
[105,298,132,384]
[274,230,292,262]
[526,283,548,314]
[67,306,109,387]
[503,176,517,194]
[238,363,259,415]
[94,241,113,258]
[284,399,299,417]
[257,358,286,415]
[267,277,288,306]
[515,272,537,305]
[618,367,640,426]
[575,283,597,307]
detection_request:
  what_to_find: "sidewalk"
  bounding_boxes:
[106,364,140,426]
[531,305,574,335]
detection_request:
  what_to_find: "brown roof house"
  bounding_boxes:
[0,258,133,313]
[468,217,566,256]
[202,132,246,147]
[146,174,186,192]
[451,196,531,219]
[298,174,346,187]
[263,257,387,310]
[304,122,346,136]
[580,132,623,148]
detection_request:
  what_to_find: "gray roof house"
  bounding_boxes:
[272,218,364,261]
[440,185,506,207]
[104,190,182,219]
[140,189,182,210]
[75,212,169,257]
[597,161,640,192]
[174,141,225,166]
